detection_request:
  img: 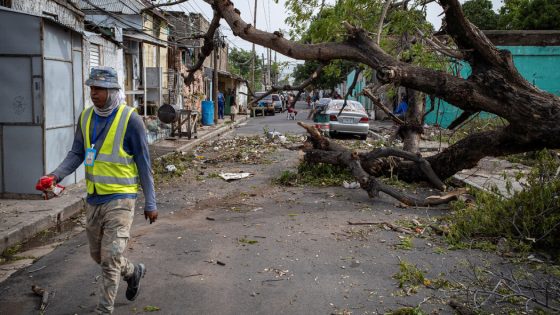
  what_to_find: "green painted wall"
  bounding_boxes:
[425,46,560,127]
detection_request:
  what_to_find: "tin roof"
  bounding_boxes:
[78,0,144,14]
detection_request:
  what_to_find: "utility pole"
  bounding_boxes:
[251,0,257,93]
[213,33,219,124]
[267,48,271,89]
[274,51,277,85]
[261,53,265,89]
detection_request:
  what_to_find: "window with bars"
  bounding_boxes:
[0,0,12,8]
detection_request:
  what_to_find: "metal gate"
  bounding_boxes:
[0,8,84,196]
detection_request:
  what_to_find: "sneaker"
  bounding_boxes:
[125,263,146,301]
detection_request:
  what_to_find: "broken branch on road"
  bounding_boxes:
[299,122,465,207]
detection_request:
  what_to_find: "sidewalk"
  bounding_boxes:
[150,115,249,158]
[0,115,250,254]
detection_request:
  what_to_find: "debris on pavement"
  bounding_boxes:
[347,221,415,235]
[31,284,51,312]
[219,172,252,181]
[216,260,226,266]
[144,305,161,312]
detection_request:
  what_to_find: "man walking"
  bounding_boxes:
[38,67,157,314]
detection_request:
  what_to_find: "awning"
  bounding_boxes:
[123,31,167,47]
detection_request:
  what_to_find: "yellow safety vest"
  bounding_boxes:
[81,104,139,195]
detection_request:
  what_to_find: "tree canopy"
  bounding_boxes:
[498,0,560,30]
[228,47,263,91]
[462,0,499,30]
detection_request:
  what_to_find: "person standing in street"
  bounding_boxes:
[218,90,225,119]
[230,92,238,122]
[37,67,158,314]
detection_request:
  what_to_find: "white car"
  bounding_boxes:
[325,100,369,140]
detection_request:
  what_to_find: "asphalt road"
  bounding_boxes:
[235,101,311,136]
[0,112,523,315]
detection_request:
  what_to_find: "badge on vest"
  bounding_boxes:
[85,147,97,166]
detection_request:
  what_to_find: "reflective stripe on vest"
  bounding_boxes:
[81,104,139,195]
[85,173,138,185]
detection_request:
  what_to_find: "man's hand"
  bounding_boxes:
[144,210,158,224]
[35,174,57,191]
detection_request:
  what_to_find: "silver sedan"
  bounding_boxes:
[326,100,369,140]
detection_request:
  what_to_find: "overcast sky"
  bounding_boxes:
[167,0,504,68]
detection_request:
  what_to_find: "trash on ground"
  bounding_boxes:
[219,172,252,181]
[31,284,51,312]
[165,164,177,172]
[266,131,283,140]
[342,181,361,189]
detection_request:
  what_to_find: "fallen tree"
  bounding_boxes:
[206,0,559,182]
[147,0,560,204]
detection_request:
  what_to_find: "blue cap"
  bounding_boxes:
[85,66,121,89]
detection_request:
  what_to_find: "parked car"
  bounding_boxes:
[313,98,333,134]
[254,92,283,115]
[325,100,369,140]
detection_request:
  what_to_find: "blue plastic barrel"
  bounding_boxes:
[201,100,214,126]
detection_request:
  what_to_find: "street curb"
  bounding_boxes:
[162,116,250,157]
[1,184,84,253]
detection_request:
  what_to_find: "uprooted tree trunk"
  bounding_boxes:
[400,89,425,153]
[208,0,559,189]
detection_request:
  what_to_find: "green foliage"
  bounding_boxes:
[397,236,414,250]
[228,47,263,91]
[143,305,160,312]
[447,150,560,259]
[1,243,22,262]
[152,152,193,183]
[394,260,425,288]
[274,162,354,187]
[463,0,499,29]
[498,0,560,30]
[292,60,353,90]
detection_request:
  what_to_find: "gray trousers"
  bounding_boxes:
[85,198,136,314]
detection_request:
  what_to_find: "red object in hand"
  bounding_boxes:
[36,176,55,191]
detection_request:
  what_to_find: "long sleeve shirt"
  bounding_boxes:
[52,109,157,212]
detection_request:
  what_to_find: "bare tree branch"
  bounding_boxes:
[362,88,404,125]
[416,27,465,59]
[337,67,363,116]
[377,0,392,45]
[299,122,458,206]
[182,10,220,86]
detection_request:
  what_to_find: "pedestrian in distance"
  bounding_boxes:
[36,66,157,314]
[394,93,408,121]
[218,90,225,119]
[230,94,238,122]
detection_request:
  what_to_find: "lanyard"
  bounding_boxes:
[91,109,117,148]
